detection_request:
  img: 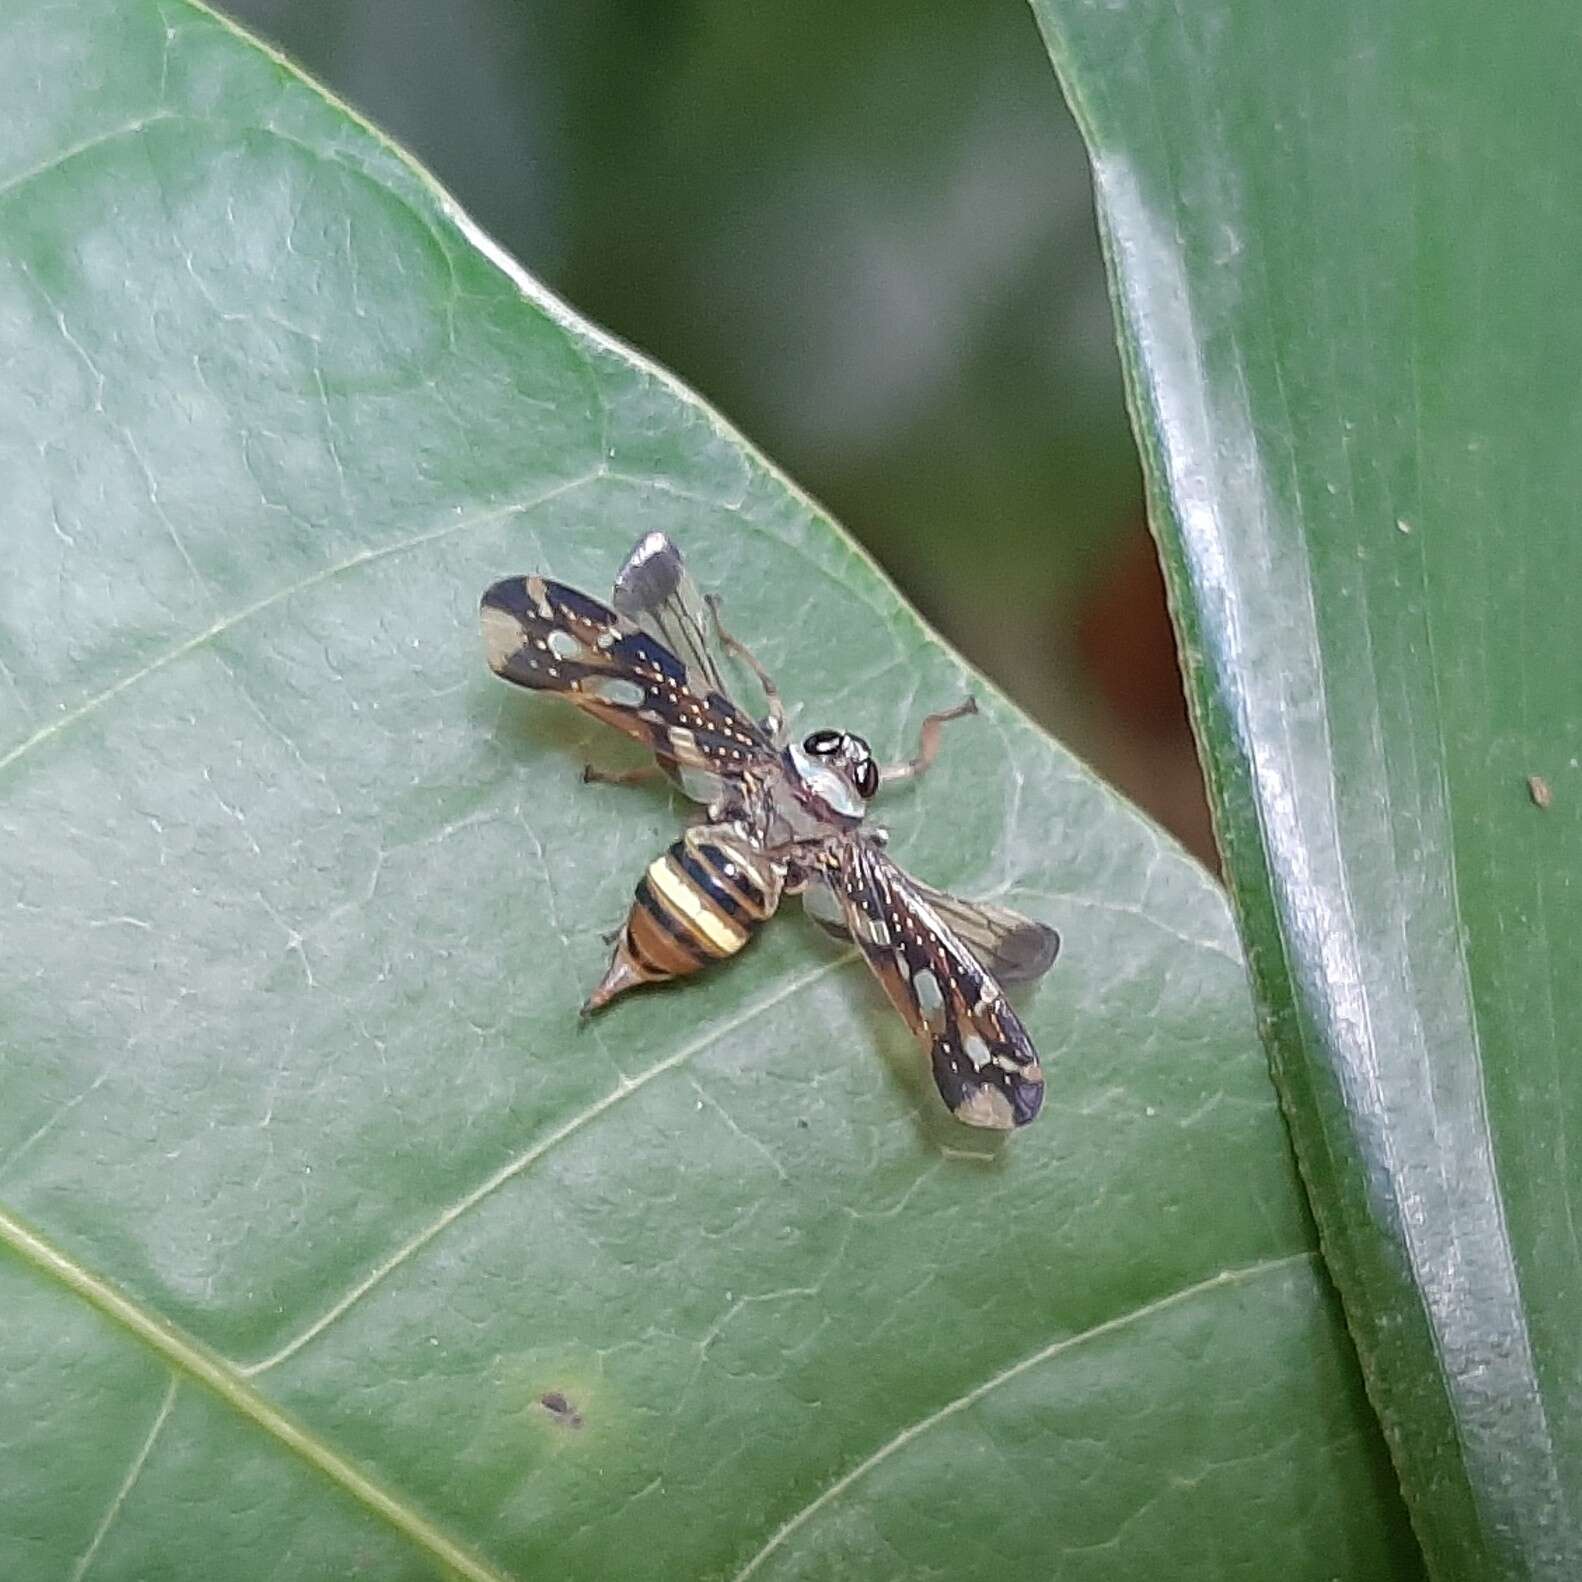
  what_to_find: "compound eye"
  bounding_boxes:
[803,728,843,756]
[855,757,880,799]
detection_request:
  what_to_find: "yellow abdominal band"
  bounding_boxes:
[646,854,750,955]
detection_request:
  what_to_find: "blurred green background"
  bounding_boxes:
[226,0,1212,861]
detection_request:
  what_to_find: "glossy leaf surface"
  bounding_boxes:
[0,2,1415,1577]
[1030,0,1582,1574]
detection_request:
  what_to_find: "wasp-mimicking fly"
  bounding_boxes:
[480,533,1059,1129]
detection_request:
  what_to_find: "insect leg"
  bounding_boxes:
[706,594,788,742]
[878,696,978,786]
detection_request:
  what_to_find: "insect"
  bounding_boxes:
[479,533,1060,1129]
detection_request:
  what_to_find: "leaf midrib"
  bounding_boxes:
[1,1193,1315,1582]
[0,1202,511,1582]
[3,952,856,1572]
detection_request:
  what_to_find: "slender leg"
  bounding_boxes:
[707,594,788,741]
[581,761,665,788]
[878,696,978,786]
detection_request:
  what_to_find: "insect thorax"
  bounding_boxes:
[756,742,866,851]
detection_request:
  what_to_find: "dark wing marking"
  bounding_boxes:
[800,873,1059,985]
[481,574,774,786]
[611,532,730,700]
[824,840,1046,1129]
[902,883,1059,985]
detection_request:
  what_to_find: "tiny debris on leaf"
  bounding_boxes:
[539,1390,585,1428]
[1527,775,1552,810]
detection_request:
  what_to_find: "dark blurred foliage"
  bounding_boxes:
[226,0,1212,863]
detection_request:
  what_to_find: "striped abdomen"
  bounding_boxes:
[582,827,783,1014]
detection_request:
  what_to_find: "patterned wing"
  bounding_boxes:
[611,531,730,700]
[801,873,1059,986]
[824,839,1047,1129]
[903,882,1060,985]
[481,573,774,785]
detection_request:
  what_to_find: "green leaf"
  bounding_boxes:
[0,1,1414,1577]
[1029,0,1582,1574]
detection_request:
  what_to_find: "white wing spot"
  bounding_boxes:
[912,969,945,1019]
[955,1084,1016,1129]
[587,677,645,708]
[481,603,526,669]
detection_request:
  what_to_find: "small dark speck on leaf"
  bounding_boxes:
[540,1390,585,1429]
[1528,775,1553,810]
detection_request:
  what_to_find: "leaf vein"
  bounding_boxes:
[0,113,173,204]
[244,952,856,1375]
[0,470,602,782]
[729,1251,1316,1582]
[70,1374,177,1582]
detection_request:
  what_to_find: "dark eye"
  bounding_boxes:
[804,729,843,757]
[855,758,880,799]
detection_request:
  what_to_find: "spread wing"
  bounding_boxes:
[480,572,774,788]
[801,873,1059,985]
[611,531,730,701]
[822,839,1048,1129]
